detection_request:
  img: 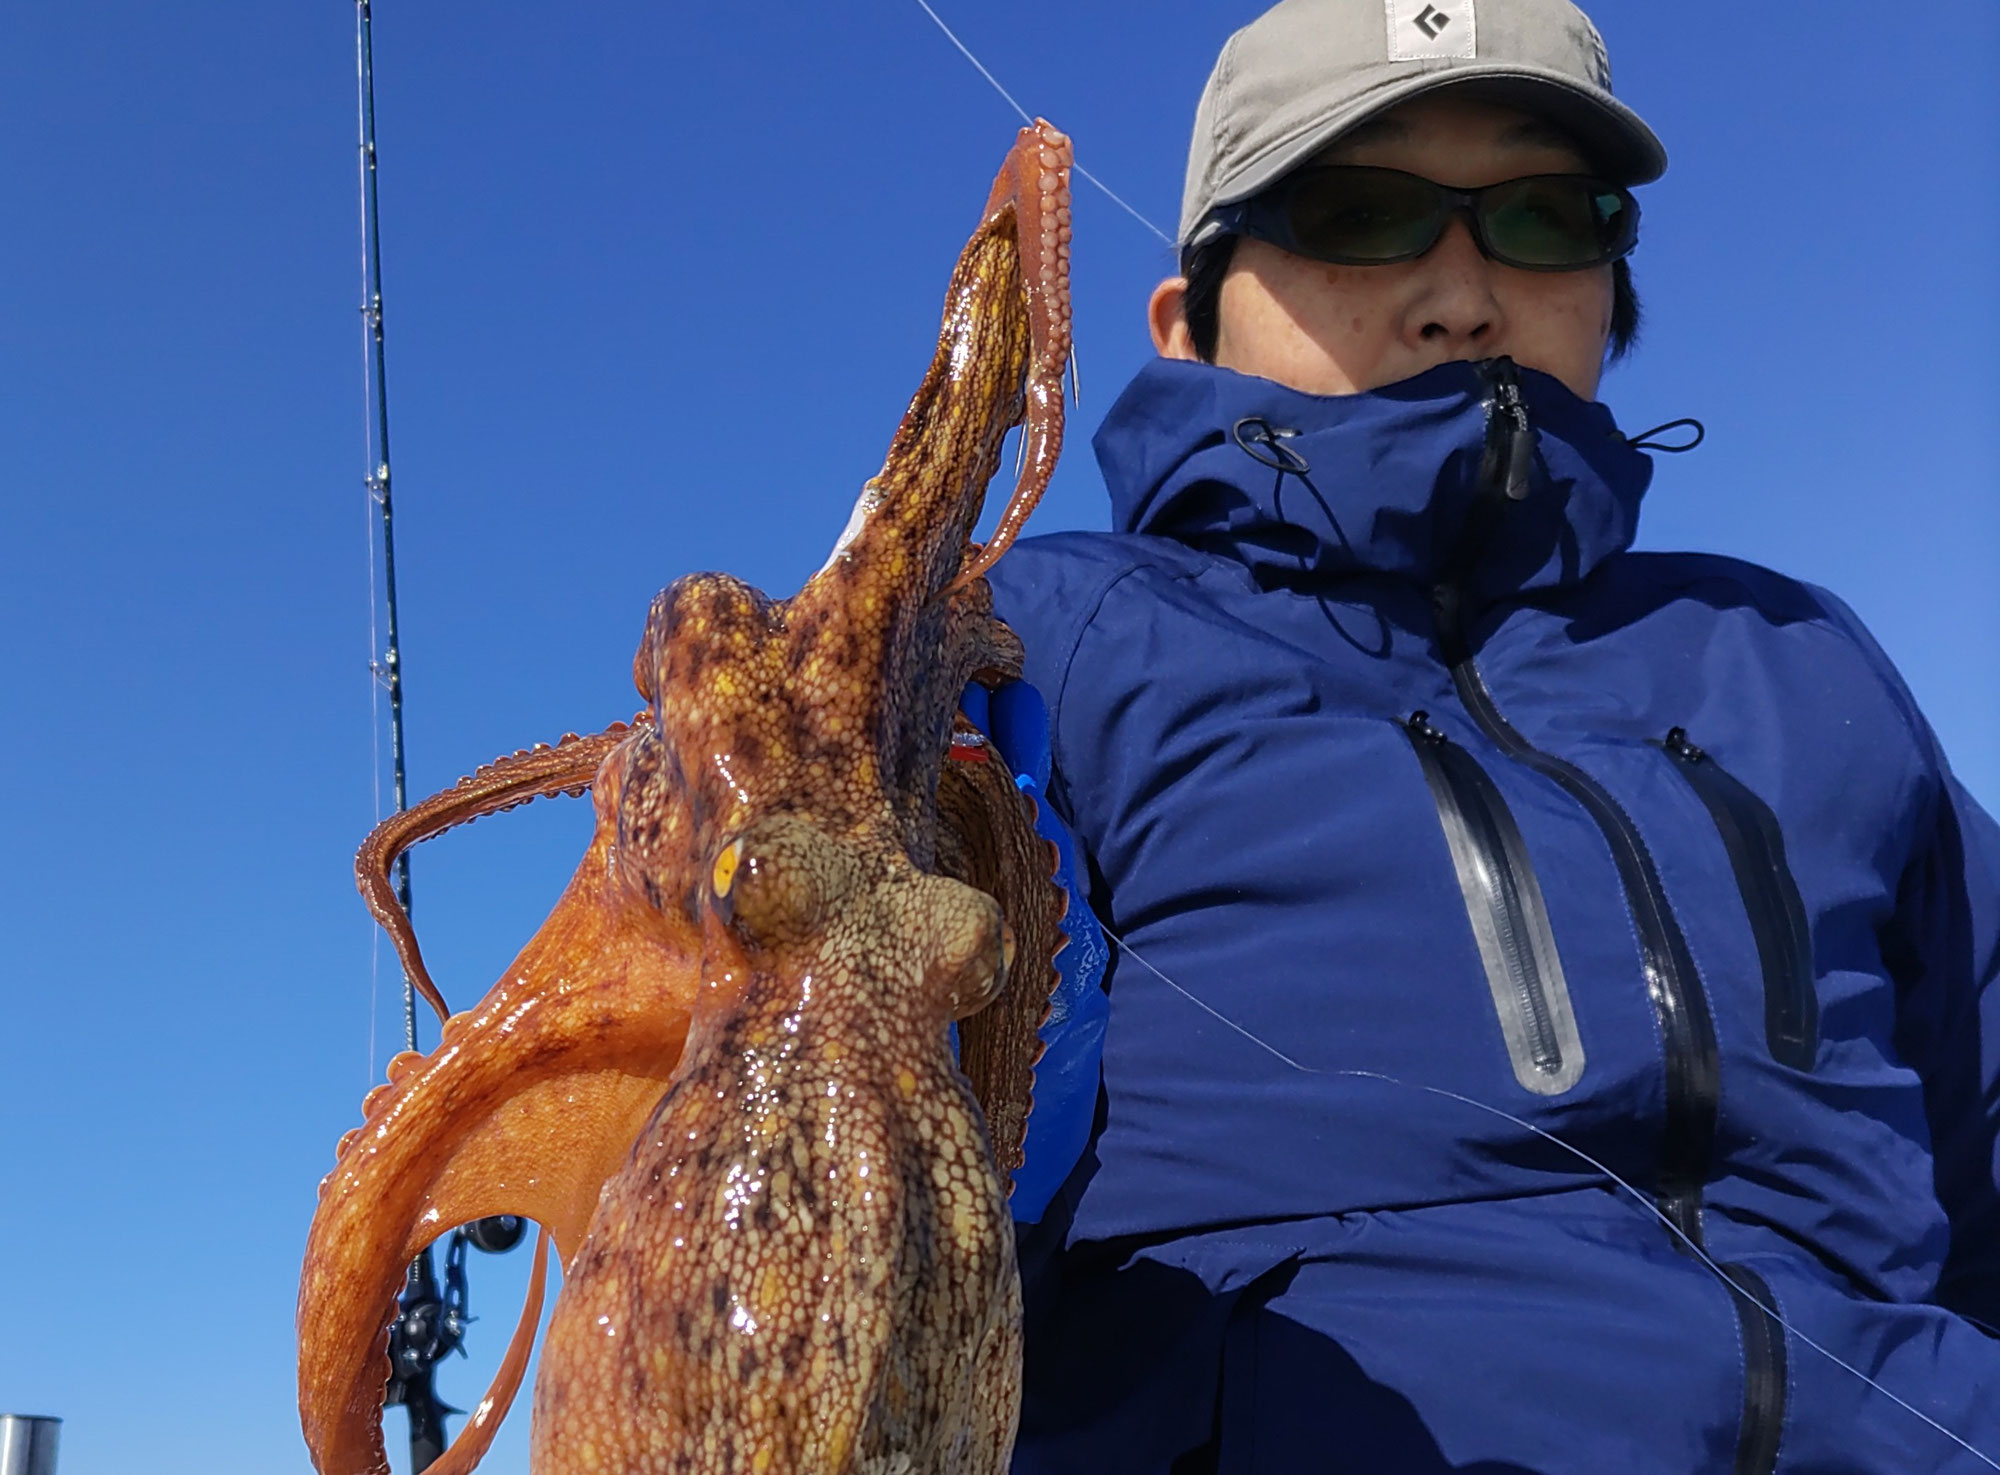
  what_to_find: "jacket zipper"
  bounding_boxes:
[1659,727,1818,1070]
[1442,647,1719,1248]
[1402,711,1583,1094]
[1435,360,1781,1474]
[1720,1264,1789,1475]
[1435,359,1718,1250]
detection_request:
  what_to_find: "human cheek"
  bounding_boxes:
[1217,242,1408,395]
[1500,271,1612,397]
[1271,262,1400,387]
[1311,264,1392,346]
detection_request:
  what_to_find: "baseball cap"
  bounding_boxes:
[1181,0,1666,250]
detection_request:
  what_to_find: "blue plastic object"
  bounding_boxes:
[960,679,1110,1224]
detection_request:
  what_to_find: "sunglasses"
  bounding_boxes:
[1204,166,1640,272]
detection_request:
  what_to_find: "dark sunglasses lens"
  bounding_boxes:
[1481,177,1634,267]
[1284,170,1445,263]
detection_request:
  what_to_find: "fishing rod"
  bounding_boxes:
[353,4,524,1468]
[355,0,413,1051]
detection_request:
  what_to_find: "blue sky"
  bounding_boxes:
[1,4,1995,1472]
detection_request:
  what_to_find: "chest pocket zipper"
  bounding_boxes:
[1403,712,1585,1095]
[1658,728,1818,1071]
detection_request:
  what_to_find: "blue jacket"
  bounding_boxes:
[985,357,2000,1474]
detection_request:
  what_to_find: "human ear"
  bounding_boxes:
[1149,277,1199,360]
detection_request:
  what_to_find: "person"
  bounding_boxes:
[977,0,2000,1470]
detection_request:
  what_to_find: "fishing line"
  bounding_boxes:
[367,924,381,1092]
[362,350,383,1088]
[1103,926,2000,1470]
[908,0,1176,248]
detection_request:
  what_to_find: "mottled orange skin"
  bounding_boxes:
[536,831,1021,1474]
[299,120,1075,1475]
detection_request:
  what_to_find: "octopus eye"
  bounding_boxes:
[707,837,748,927]
[705,820,843,946]
[711,838,744,903]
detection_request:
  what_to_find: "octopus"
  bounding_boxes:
[296,120,1076,1475]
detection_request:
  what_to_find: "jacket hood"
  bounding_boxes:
[1091,357,1654,601]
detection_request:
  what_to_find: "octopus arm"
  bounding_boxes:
[936,716,1067,1190]
[354,718,644,1023]
[949,119,1073,591]
[300,768,701,1475]
[422,1225,552,1475]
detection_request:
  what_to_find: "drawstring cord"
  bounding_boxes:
[1627,417,1706,453]
[1231,416,1310,475]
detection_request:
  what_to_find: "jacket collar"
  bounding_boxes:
[1091,357,1654,601]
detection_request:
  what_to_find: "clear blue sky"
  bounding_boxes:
[1,4,1995,1472]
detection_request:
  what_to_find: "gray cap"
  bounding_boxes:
[1181,0,1666,248]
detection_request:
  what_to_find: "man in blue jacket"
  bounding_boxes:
[982,0,2000,1470]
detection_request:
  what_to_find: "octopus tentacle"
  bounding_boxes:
[938,708,1068,1188]
[425,1227,552,1475]
[354,716,645,1022]
[949,119,1073,592]
[300,761,701,1475]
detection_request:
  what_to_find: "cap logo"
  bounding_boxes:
[1387,0,1476,61]
[1582,20,1612,87]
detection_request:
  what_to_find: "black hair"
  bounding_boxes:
[1179,234,1642,366]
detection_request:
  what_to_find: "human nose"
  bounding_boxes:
[1407,214,1503,353]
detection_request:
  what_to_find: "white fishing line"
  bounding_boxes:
[362,393,383,1092]
[908,0,1176,249]
[363,502,381,1088]
[367,923,381,1091]
[1104,927,2000,1471]
[1112,931,1316,1073]
[358,40,388,1089]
